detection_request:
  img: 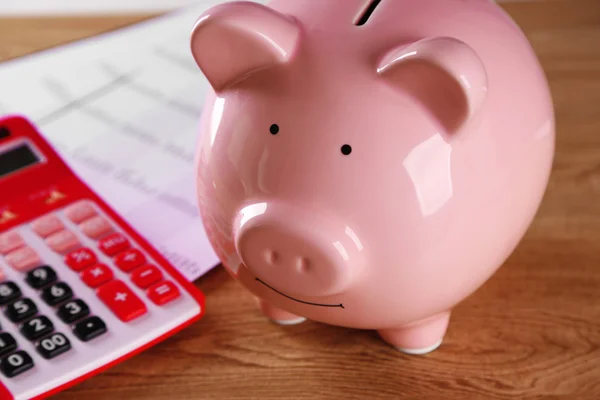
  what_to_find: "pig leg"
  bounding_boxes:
[256,297,306,325]
[377,311,451,355]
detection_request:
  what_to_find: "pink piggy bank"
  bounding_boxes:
[190,0,555,354]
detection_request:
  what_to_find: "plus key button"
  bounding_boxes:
[97,280,147,322]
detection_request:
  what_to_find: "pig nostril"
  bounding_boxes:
[264,249,278,265]
[296,257,311,273]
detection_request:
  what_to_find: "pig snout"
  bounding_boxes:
[234,202,365,298]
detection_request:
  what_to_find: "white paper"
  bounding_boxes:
[0,0,200,15]
[0,2,241,281]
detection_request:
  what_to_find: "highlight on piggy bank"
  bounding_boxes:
[189,0,555,355]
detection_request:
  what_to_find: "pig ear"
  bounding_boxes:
[377,37,488,133]
[190,1,301,92]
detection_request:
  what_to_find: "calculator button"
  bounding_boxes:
[81,264,113,288]
[26,265,57,289]
[21,316,54,341]
[64,200,97,223]
[37,333,71,359]
[31,214,64,237]
[147,281,180,306]
[0,350,34,378]
[41,282,73,306]
[5,298,37,323]
[45,229,80,254]
[5,246,41,272]
[64,248,97,271]
[0,282,21,305]
[73,316,107,342]
[97,280,147,322]
[57,299,90,323]
[131,265,163,289]
[80,215,113,239]
[98,233,130,256]
[0,333,17,357]
[114,248,146,272]
[0,231,24,255]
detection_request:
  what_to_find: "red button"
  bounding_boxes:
[97,280,147,322]
[114,249,146,272]
[64,248,97,271]
[81,264,113,288]
[131,265,162,289]
[147,281,180,306]
[98,233,129,256]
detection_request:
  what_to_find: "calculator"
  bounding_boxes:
[0,115,206,400]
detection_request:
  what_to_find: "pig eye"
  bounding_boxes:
[269,124,279,135]
[341,144,352,155]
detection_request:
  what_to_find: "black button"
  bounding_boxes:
[5,298,37,323]
[26,266,57,289]
[0,282,21,305]
[73,316,107,342]
[0,333,17,357]
[36,333,71,359]
[20,316,54,341]
[0,350,34,378]
[0,126,9,140]
[57,299,89,323]
[41,282,72,306]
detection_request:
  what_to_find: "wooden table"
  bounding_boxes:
[1,1,599,398]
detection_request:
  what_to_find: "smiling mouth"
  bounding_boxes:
[255,278,345,309]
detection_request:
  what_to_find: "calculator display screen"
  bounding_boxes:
[0,143,41,178]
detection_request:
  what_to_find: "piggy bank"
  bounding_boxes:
[190,0,555,354]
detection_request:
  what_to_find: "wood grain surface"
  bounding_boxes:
[1,1,600,399]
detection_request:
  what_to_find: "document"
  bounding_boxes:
[0,1,244,280]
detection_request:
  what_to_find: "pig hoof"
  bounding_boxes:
[271,317,307,326]
[377,311,451,355]
[396,339,443,355]
[256,297,306,325]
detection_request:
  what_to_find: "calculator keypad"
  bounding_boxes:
[26,265,57,289]
[41,282,73,306]
[147,281,180,306]
[81,264,113,288]
[0,333,17,357]
[0,282,21,305]
[21,316,54,341]
[64,201,97,223]
[64,247,97,271]
[57,299,90,323]
[131,265,162,289]
[80,216,113,239]
[114,249,146,272]
[5,246,41,272]
[73,316,107,342]
[30,215,64,238]
[97,280,147,322]
[0,231,25,255]
[45,230,81,255]
[98,233,130,256]
[36,333,71,360]
[5,298,37,323]
[0,198,189,386]
[0,350,34,378]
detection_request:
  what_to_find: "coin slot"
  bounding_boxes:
[355,0,382,26]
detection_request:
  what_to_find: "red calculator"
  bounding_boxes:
[0,115,205,399]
